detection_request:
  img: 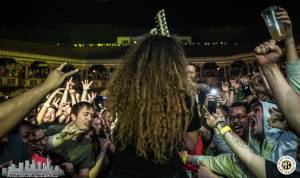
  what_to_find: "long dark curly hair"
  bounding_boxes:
[107,35,195,162]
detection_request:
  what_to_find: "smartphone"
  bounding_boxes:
[241,83,253,97]
[208,89,218,114]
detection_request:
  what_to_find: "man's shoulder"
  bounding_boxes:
[44,123,65,136]
[62,135,93,147]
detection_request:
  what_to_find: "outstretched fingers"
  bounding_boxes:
[64,69,79,78]
[56,62,67,71]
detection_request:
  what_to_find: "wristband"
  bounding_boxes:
[216,120,225,128]
[182,155,187,164]
[220,126,232,135]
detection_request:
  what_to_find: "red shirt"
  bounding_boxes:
[183,135,204,172]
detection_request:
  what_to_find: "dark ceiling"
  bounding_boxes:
[0,0,298,43]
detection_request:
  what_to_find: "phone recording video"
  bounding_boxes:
[208,88,218,114]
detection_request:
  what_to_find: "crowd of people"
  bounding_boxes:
[0,7,299,178]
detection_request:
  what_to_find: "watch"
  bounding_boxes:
[216,120,226,128]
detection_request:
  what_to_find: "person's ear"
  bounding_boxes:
[71,113,76,121]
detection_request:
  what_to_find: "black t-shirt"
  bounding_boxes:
[0,135,30,165]
[110,97,201,178]
[266,160,300,178]
[40,121,64,130]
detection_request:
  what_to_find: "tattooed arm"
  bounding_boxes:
[216,122,266,178]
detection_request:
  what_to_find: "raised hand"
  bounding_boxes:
[36,88,64,125]
[50,121,83,148]
[229,79,239,90]
[217,95,225,105]
[240,77,250,86]
[206,112,225,128]
[81,80,93,102]
[51,97,61,109]
[204,94,214,108]
[59,121,83,141]
[254,40,283,66]
[100,136,110,153]
[276,7,293,39]
[46,88,64,100]
[43,63,78,91]
[221,81,229,93]
[66,77,75,90]
[206,112,217,128]
[54,88,66,94]
[87,92,97,103]
[81,80,93,91]
[268,107,288,130]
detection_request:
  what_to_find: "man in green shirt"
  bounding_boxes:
[46,102,96,177]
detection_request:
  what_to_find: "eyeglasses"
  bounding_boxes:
[230,114,248,120]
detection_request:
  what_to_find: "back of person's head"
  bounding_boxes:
[249,98,262,111]
[71,102,95,116]
[107,35,194,162]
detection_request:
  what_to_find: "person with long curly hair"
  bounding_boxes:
[106,35,201,178]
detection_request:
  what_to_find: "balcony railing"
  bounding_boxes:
[0,77,108,89]
[0,77,23,87]
[92,80,107,89]
[23,79,45,88]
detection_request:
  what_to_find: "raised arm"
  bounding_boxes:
[47,121,83,148]
[0,63,78,138]
[81,80,93,102]
[36,88,63,125]
[69,86,77,106]
[276,7,298,62]
[207,113,266,178]
[277,7,300,97]
[87,92,97,104]
[255,40,300,135]
[221,81,230,106]
[59,77,74,108]
[229,79,239,103]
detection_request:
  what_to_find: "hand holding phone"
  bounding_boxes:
[207,89,218,114]
[240,77,253,97]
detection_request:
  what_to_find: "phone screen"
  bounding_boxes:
[208,100,217,114]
